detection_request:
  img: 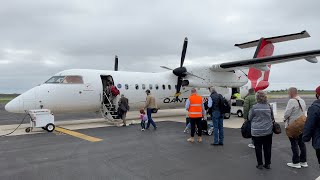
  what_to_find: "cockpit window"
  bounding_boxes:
[45,76,83,84]
[45,76,65,84]
[62,76,84,84]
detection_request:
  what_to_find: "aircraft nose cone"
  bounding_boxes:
[5,97,20,113]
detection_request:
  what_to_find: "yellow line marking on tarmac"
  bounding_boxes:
[55,127,103,142]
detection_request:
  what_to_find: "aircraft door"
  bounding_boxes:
[100,75,116,104]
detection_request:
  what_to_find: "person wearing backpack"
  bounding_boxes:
[284,87,308,169]
[249,91,274,170]
[243,88,257,149]
[303,86,320,175]
[208,87,224,146]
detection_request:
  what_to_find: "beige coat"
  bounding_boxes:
[145,95,157,109]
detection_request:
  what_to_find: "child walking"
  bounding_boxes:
[140,109,148,131]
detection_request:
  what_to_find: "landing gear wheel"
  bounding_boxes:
[45,123,55,132]
[25,127,31,133]
[237,110,243,117]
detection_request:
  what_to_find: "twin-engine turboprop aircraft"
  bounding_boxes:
[5,30,320,120]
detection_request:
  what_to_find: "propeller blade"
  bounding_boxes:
[114,55,119,71]
[180,37,188,67]
[160,66,173,71]
[175,76,183,99]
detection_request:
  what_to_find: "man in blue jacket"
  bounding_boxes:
[303,86,320,170]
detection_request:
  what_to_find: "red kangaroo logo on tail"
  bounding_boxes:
[248,39,274,92]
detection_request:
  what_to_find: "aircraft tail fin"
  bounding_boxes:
[235,30,310,91]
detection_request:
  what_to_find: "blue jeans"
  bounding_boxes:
[146,108,157,129]
[212,110,224,144]
[289,134,307,164]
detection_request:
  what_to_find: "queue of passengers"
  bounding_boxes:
[184,85,320,175]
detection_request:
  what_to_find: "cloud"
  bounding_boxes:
[0,0,319,93]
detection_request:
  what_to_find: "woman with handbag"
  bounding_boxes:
[249,91,274,170]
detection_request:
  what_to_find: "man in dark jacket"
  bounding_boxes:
[303,86,320,170]
[208,87,224,145]
[118,94,129,126]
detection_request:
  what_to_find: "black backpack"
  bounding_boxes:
[241,120,252,138]
[219,94,231,114]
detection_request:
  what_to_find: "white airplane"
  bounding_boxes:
[5,30,320,121]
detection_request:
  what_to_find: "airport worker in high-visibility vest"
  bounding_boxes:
[185,88,206,143]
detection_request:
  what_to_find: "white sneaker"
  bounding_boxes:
[141,129,145,131]
[287,163,301,169]
[300,162,308,168]
[315,175,320,180]
[248,143,255,149]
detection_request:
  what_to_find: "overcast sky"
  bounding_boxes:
[0,0,319,93]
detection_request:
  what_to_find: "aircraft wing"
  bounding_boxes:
[211,49,320,71]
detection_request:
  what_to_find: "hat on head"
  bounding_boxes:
[316,86,320,95]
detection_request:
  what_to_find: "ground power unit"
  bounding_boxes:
[26,109,55,133]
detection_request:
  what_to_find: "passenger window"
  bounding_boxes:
[168,85,171,90]
[142,84,146,90]
[45,76,65,84]
[149,84,153,90]
[135,84,139,90]
[117,84,122,89]
[125,84,129,90]
[155,84,159,90]
[62,76,84,84]
[162,85,165,90]
[175,85,177,90]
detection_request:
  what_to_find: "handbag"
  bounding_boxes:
[269,104,281,134]
[285,99,306,138]
[241,120,252,138]
[273,122,282,134]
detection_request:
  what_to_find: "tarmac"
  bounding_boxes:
[0,110,320,179]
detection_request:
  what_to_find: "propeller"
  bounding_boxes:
[114,55,119,71]
[174,37,188,98]
[160,37,205,99]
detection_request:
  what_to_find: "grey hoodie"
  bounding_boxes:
[249,103,274,137]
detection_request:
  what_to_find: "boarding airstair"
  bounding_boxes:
[101,92,120,122]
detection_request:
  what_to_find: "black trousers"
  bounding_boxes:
[289,134,307,164]
[141,121,145,129]
[316,149,320,165]
[190,118,202,137]
[253,134,273,166]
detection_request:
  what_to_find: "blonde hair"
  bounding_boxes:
[256,90,268,104]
